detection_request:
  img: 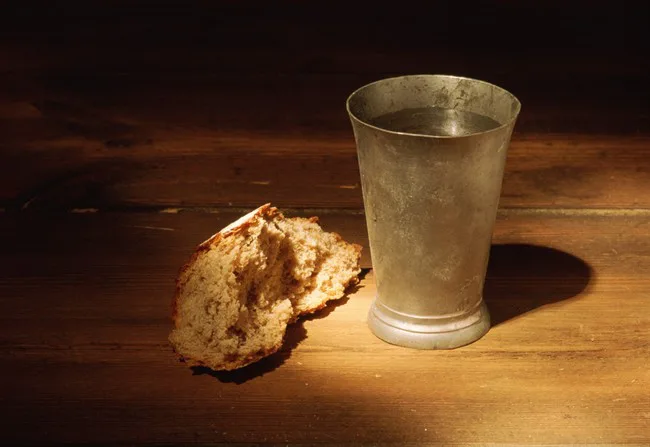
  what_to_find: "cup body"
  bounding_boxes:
[347,75,521,349]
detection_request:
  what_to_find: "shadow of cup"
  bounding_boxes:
[483,244,593,326]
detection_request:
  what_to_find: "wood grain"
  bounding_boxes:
[1,210,648,445]
[1,2,648,211]
[1,3,649,445]
[2,88,649,210]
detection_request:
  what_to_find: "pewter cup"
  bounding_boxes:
[347,75,521,349]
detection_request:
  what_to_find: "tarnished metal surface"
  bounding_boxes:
[347,75,520,349]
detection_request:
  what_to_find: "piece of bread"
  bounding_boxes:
[169,204,362,371]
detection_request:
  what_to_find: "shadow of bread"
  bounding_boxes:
[190,269,369,384]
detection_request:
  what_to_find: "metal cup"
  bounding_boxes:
[347,75,521,349]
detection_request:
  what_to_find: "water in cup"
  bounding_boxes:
[370,106,501,137]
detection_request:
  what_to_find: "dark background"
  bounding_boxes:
[1,1,648,211]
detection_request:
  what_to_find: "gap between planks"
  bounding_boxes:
[4,206,650,217]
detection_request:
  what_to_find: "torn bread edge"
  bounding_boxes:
[170,203,362,370]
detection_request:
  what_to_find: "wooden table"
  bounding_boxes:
[1,3,649,445]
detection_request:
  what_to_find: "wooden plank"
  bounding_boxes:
[1,3,648,211]
[0,211,648,445]
[2,83,649,210]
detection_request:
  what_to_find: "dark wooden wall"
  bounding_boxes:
[1,1,648,211]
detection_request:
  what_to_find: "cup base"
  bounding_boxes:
[367,299,491,349]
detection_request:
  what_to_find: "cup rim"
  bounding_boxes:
[346,74,522,139]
